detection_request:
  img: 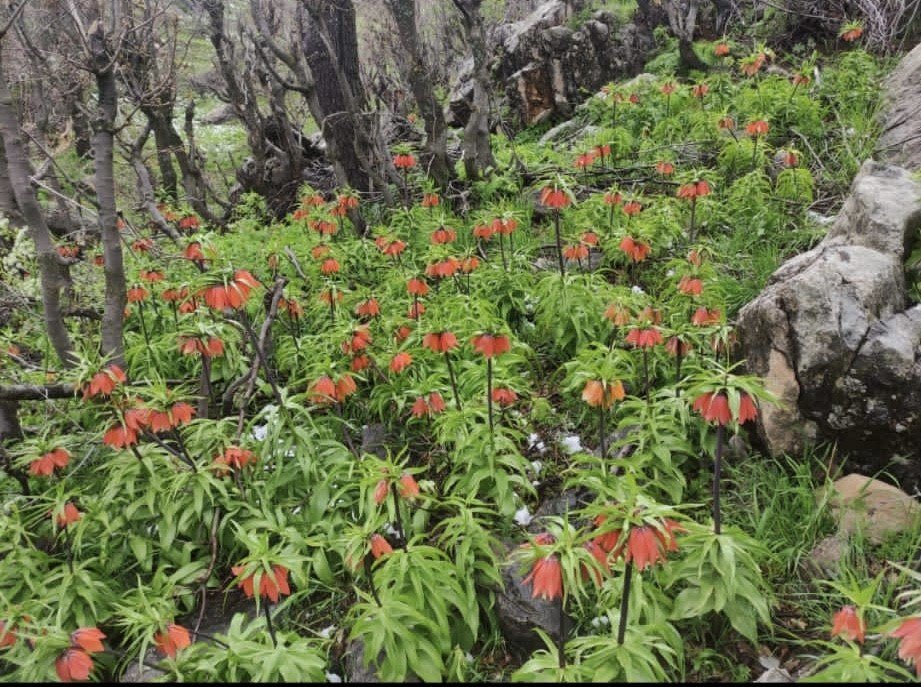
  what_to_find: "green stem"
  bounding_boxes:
[486,357,494,445]
[263,602,277,648]
[553,210,565,277]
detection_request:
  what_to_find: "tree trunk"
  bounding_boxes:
[452,0,494,180]
[151,116,179,201]
[0,49,75,368]
[384,0,453,189]
[144,105,214,221]
[300,0,373,193]
[0,137,22,225]
[88,20,126,365]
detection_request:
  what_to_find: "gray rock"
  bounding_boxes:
[496,545,573,659]
[737,161,921,487]
[446,0,653,128]
[343,636,420,682]
[200,103,236,125]
[360,423,388,458]
[876,41,921,171]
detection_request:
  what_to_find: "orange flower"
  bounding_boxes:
[562,244,589,261]
[593,515,624,556]
[389,352,413,374]
[891,617,921,677]
[103,424,139,449]
[423,331,458,354]
[56,502,82,528]
[678,276,703,295]
[665,336,692,357]
[717,116,735,131]
[655,518,686,553]
[382,239,407,257]
[355,298,381,318]
[603,190,623,206]
[737,392,758,424]
[692,391,732,426]
[831,605,865,643]
[320,258,340,275]
[154,623,191,658]
[397,473,420,499]
[309,376,337,404]
[411,392,446,418]
[351,354,371,372]
[625,525,667,571]
[714,41,730,57]
[426,257,460,279]
[370,533,393,559]
[312,244,331,260]
[71,627,106,654]
[421,193,440,208]
[655,160,675,176]
[691,83,709,98]
[431,226,457,244]
[792,72,810,87]
[540,186,570,209]
[619,236,650,262]
[660,81,676,96]
[179,215,200,230]
[29,447,70,477]
[407,278,429,297]
[373,479,389,504]
[746,119,769,137]
[581,379,625,409]
[132,238,154,252]
[473,224,494,241]
[491,387,518,406]
[184,242,205,263]
[460,256,480,274]
[471,334,511,358]
[691,306,721,326]
[840,24,863,42]
[523,555,563,600]
[56,648,93,682]
[623,200,642,216]
[581,540,610,585]
[574,151,597,169]
[140,270,164,283]
[393,153,416,169]
[0,621,16,649]
[604,303,632,326]
[394,325,413,343]
[231,564,290,603]
[581,231,599,246]
[214,446,257,474]
[127,285,148,303]
[336,374,357,401]
[625,327,662,348]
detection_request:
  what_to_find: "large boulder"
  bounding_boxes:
[737,161,921,486]
[876,41,921,171]
[447,1,653,129]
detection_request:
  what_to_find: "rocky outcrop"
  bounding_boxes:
[738,162,921,486]
[448,1,653,129]
[876,41,921,171]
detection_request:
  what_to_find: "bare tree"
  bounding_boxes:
[382,0,453,189]
[119,2,217,223]
[62,4,127,364]
[451,0,494,180]
[0,8,76,367]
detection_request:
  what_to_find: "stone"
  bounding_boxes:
[820,474,921,544]
[876,41,921,171]
[496,545,572,659]
[200,103,236,125]
[446,0,653,129]
[804,534,847,578]
[737,161,921,487]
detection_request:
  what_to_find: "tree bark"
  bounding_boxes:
[88,19,126,365]
[0,137,22,225]
[384,0,453,189]
[0,48,75,368]
[451,0,494,180]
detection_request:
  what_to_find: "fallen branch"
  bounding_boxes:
[0,384,78,401]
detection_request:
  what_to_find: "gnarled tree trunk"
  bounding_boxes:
[0,48,75,368]
[384,0,453,189]
[87,19,126,364]
[451,0,494,180]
